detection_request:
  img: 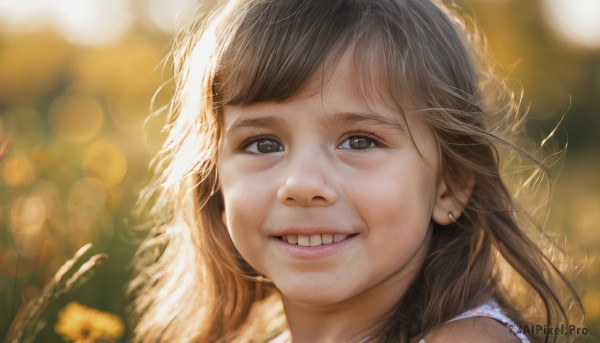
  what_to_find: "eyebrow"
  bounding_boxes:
[324,111,406,131]
[225,116,286,135]
[224,110,406,136]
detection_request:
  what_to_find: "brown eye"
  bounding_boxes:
[247,138,284,154]
[339,136,377,150]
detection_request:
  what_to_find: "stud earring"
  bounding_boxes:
[448,211,458,224]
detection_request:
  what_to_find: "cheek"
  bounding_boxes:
[220,192,262,268]
[357,174,434,267]
[219,172,274,262]
[222,186,262,236]
[348,161,437,252]
[353,166,437,221]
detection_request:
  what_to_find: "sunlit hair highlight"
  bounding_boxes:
[129,0,583,342]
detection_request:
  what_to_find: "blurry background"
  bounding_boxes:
[0,0,598,341]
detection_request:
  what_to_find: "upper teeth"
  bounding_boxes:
[282,234,348,246]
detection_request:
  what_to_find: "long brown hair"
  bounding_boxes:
[129,0,583,341]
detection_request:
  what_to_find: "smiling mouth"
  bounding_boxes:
[278,234,356,247]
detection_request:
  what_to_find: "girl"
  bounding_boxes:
[129,0,583,342]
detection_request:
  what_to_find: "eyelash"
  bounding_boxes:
[238,130,385,154]
[239,135,282,154]
[339,131,384,150]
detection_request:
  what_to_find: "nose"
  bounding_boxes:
[276,150,338,207]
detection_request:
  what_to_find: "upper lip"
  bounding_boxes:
[272,228,356,236]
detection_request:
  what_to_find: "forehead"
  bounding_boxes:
[298,51,402,110]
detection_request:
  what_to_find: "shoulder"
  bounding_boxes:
[424,316,521,343]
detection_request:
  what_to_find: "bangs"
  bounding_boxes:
[213,0,414,108]
[206,0,480,127]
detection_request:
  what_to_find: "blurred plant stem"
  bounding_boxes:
[4,244,108,343]
[0,138,10,161]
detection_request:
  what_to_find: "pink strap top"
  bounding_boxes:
[417,298,530,343]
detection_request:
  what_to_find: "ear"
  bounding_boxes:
[432,174,474,226]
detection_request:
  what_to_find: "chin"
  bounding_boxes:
[275,279,357,306]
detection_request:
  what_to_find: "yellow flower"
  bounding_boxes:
[55,301,125,342]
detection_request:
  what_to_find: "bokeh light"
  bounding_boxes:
[0,0,132,46]
[82,139,128,187]
[542,0,600,48]
[32,181,63,233]
[1,154,36,186]
[147,0,198,34]
[10,195,46,256]
[67,177,107,243]
[49,94,105,144]
[11,196,46,235]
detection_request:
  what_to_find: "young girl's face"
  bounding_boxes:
[217,57,453,306]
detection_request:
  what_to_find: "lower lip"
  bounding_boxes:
[272,234,358,259]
